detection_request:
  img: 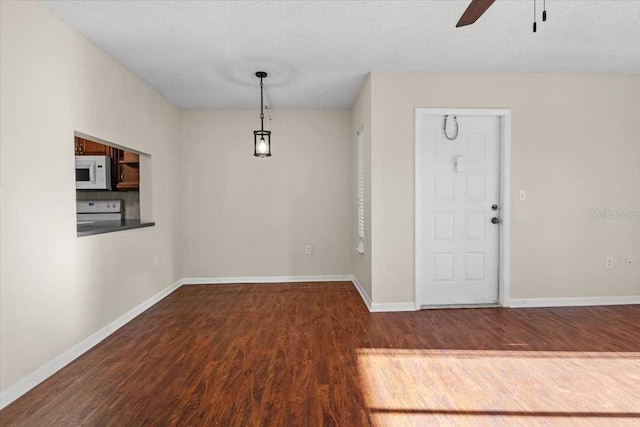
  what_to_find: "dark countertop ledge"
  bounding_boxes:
[77,220,155,237]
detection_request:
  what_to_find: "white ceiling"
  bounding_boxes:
[42,0,640,109]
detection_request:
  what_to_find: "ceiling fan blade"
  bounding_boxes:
[456,0,496,27]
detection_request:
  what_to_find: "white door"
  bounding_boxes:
[416,115,501,306]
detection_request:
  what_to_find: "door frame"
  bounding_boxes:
[414,108,512,308]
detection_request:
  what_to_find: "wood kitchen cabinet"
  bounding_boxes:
[74,137,112,156]
[116,150,140,191]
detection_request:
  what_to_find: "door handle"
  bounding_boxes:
[491,204,499,211]
[491,217,501,224]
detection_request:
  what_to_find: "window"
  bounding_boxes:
[356,129,365,254]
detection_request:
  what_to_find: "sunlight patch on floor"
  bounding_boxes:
[357,349,640,426]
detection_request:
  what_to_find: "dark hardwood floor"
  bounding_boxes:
[1,282,639,426]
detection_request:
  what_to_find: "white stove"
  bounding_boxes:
[76,200,124,224]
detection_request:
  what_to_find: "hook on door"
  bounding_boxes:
[443,115,459,141]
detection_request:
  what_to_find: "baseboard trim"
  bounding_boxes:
[181,275,353,285]
[370,302,418,312]
[0,279,182,410]
[351,276,372,311]
[182,276,422,313]
[508,296,640,308]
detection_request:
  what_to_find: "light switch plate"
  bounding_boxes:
[519,190,527,201]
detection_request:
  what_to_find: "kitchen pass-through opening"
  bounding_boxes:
[74,131,154,237]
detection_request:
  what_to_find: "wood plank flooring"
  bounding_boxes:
[1,282,639,426]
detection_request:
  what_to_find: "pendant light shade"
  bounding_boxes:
[254,129,271,157]
[254,71,272,158]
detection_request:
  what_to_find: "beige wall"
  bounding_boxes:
[369,72,640,303]
[0,1,180,391]
[178,110,352,278]
[351,77,373,300]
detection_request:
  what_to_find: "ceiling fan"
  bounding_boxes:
[456,0,496,27]
[456,0,548,32]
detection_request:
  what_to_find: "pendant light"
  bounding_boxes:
[253,71,271,158]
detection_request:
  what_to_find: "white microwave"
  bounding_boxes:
[75,155,112,190]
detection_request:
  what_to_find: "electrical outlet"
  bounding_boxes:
[305,245,313,255]
[519,190,527,201]
[606,256,614,269]
[154,255,159,268]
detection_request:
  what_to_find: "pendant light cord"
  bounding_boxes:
[260,77,265,132]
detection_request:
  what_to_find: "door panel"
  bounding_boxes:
[417,115,501,306]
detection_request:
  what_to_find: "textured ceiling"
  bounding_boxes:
[42,0,640,109]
